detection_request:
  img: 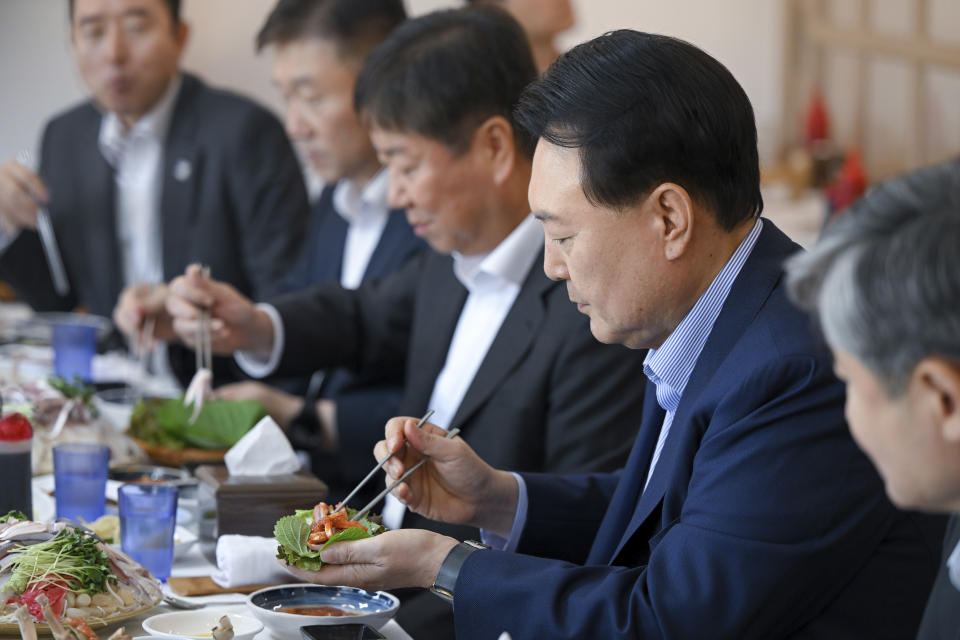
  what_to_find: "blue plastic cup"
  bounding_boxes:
[118,483,178,581]
[53,442,109,522]
[53,322,97,382]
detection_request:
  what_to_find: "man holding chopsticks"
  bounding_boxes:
[0,0,309,386]
[166,7,647,638]
[281,27,945,640]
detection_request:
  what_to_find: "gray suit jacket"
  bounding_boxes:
[0,73,310,383]
[918,514,960,640]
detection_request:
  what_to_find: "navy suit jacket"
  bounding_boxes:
[454,220,944,639]
[0,73,310,386]
[275,183,425,496]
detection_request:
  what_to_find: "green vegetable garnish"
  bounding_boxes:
[48,376,98,417]
[129,397,266,449]
[7,529,115,595]
[1,510,28,522]
[275,508,385,571]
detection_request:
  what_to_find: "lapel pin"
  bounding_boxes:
[174,158,192,182]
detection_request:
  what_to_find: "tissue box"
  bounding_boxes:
[195,465,328,538]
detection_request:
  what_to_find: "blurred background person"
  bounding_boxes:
[0,0,309,387]
[467,0,574,72]
[210,0,425,493]
[787,158,960,639]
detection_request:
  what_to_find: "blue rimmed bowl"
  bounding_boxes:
[247,584,399,636]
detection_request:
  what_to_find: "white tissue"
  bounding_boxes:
[212,535,298,587]
[224,416,300,476]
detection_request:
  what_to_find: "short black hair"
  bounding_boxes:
[256,0,406,64]
[355,6,538,158]
[515,30,763,229]
[69,0,181,24]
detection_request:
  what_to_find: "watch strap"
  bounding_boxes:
[430,540,488,602]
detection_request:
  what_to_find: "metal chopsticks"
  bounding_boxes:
[16,151,70,297]
[353,426,461,522]
[333,410,434,515]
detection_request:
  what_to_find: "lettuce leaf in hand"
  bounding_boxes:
[274,508,384,571]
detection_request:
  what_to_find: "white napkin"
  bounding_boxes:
[211,534,297,587]
[224,416,300,476]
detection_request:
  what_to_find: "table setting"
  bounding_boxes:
[0,303,416,640]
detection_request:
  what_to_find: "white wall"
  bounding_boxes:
[0,0,788,164]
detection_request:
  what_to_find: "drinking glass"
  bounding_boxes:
[118,483,178,581]
[53,322,97,382]
[53,442,109,522]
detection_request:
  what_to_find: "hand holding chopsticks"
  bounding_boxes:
[334,410,435,514]
[183,265,213,423]
[353,426,460,522]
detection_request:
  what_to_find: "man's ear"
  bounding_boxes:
[175,20,190,53]
[912,357,960,442]
[472,115,516,186]
[648,183,694,261]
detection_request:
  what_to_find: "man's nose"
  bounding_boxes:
[104,26,129,64]
[543,241,569,281]
[386,171,412,210]
[285,102,311,140]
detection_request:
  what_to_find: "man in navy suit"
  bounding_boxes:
[286,31,944,639]
[786,159,960,640]
[197,0,424,496]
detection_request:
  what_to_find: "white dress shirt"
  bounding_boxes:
[382,214,543,528]
[98,75,182,288]
[949,536,960,591]
[332,169,391,290]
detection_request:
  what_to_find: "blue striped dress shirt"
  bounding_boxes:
[642,219,763,489]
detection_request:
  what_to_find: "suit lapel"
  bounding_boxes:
[449,251,553,430]
[363,209,409,279]
[607,221,800,562]
[311,190,348,282]
[404,256,468,413]
[160,75,204,279]
[82,138,123,311]
[587,381,664,564]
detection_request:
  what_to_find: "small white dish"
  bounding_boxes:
[247,584,399,637]
[173,525,197,559]
[142,611,262,640]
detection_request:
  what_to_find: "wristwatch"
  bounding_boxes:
[430,540,489,602]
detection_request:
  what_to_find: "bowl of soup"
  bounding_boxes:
[247,584,399,636]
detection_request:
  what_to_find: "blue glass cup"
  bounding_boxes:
[118,483,178,581]
[53,322,97,382]
[53,442,109,522]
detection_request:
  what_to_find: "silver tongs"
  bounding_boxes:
[183,266,212,424]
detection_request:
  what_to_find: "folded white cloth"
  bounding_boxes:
[212,534,297,587]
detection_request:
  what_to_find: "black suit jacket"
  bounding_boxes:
[918,514,960,640]
[0,73,309,384]
[272,183,425,496]
[271,247,647,510]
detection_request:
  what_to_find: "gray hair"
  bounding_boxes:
[785,158,960,394]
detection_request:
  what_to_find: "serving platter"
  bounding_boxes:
[0,595,163,636]
[131,437,227,468]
